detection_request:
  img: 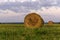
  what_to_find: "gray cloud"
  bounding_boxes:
[0,0,60,22]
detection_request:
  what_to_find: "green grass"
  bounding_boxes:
[0,24,60,40]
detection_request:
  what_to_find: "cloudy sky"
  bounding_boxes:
[0,0,60,22]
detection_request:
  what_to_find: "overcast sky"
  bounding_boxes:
[0,0,60,22]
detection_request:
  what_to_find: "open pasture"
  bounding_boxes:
[0,24,60,40]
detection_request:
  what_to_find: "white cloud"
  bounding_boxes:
[40,6,60,16]
[0,9,19,17]
[29,6,60,16]
[0,9,26,22]
[16,0,28,2]
[0,6,60,22]
[0,0,37,3]
[29,6,60,22]
[32,0,37,1]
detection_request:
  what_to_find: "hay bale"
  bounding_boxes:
[48,21,54,25]
[24,13,44,28]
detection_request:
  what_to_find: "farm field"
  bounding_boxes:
[0,24,60,40]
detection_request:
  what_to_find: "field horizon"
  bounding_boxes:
[0,22,60,24]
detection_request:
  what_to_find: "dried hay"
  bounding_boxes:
[24,13,44,28]
[48,21,54,25]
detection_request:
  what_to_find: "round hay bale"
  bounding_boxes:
[48,21,54,25]
[24,13,44,28]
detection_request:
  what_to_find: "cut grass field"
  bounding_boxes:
[0,24,60,40]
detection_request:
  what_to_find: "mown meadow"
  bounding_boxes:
[0,24,60,40]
